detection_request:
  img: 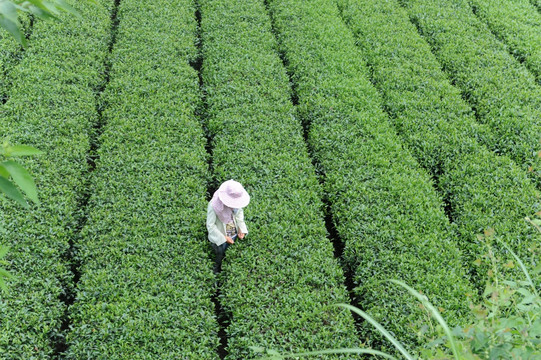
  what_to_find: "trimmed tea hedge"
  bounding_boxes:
[337,0,540,285]
[0,0,112,357]
[266,0,475,352]
[0,14,33,100]
[399,0,541,180]
[0,29,22,101]
[200,0,359,357]
[468,0,541,83]
[65,0,218,358]
[532,0,541,12]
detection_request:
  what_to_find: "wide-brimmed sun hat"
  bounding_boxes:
[217,179,250,209]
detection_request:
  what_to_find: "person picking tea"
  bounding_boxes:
[206,179,250,274]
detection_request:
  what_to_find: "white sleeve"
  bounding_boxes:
[207,203,226,245]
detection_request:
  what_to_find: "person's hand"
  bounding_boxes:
[226,236,235,244]
[238,232,245,239]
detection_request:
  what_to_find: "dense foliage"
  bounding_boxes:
[336,0,540,287]
[264,235,541,359]
[398,0,541,182]
[265,0,475,353]
[200,0,359,357]
[64,0,219,358]
[2,0,539,357]
[0,0,111,356]
[0,0,80,45]
[0,27,22,101]
[467,0,541,84]
[423,232,541,359]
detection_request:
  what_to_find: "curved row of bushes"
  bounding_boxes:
[398,0,541,181]
[468,0,541,83]
[200,0,359,357]
[64,0,218,358]
[265,0,475,353]
[336,0,540,285]
[0,0,112,357]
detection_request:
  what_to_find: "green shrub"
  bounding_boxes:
[531,0,541,13]
[65,0,218,358]
[336,0,540,287]
[200,0,359,357]
[0,0,111,357]
[467,0,541,84]
[266,0,475,353]
[398,0,541,182]
[260,238,541,359]
[0,28,23,101]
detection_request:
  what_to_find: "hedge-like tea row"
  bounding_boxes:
[0,0,112,357]
[65,0,218,358]
[0,30,23,101]
[266,0,474,352]
[0,14,34,99]
[399,0,541,179]
[468,0,541,83]
[336,0,540,285]
[200,0,359,357]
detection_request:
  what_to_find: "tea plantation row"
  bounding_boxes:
[0,29,22,102]
[199,0,359,357]
[0,0,112,357]
[336,0,540,285]
[64,0,219,358]
[467,0,541,83]
[398,0,541,182]
[265,0,474,352]
[1,0,540,357]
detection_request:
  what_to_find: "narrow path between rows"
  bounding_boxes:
[190,1,228,358]
[52,0,122,356]
[262,0,365,340]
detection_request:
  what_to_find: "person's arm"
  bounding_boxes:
[207,203,227,245]
[234,208,248,239]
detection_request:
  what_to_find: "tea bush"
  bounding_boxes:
[266,0,474,352]
[0,0,111,357]
[64,0,218,358]
[467,0,541,83]
[200,0,359,357]
[261,233,541,359]
[0,28,23,101]
[399,0,541,181]
[336,0,540,287]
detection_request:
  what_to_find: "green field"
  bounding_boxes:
[0,0,539,358]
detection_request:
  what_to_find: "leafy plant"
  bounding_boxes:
[336,0,540,291]
[398,0,541,182]
[0,245,12,291]
[0,141,41,291]
[0,0,81,45]
[0,0,111,355]
[199,0,359,356]
[266,0,474,352]
[64,0,218,357]
[467,0,541,83]
[252,226,541,359]
[0,141,42,208]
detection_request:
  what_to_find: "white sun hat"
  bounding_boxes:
[217,179,250,209]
